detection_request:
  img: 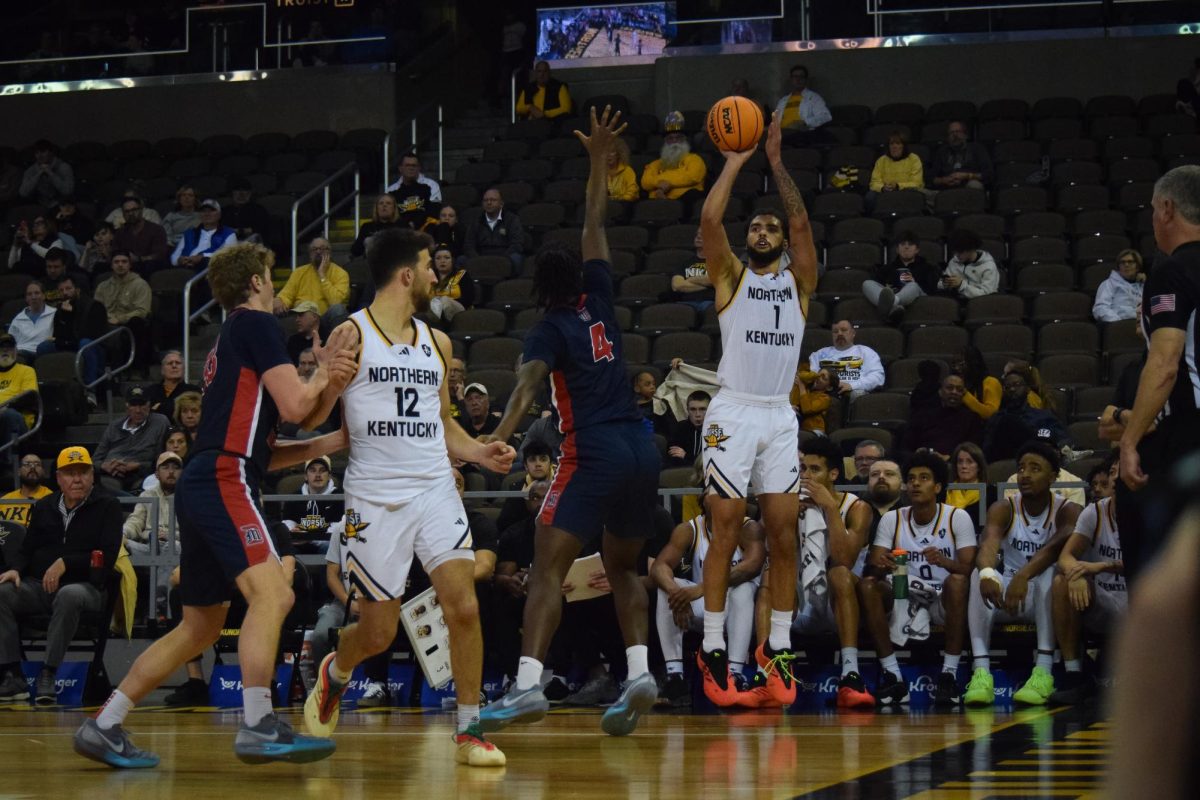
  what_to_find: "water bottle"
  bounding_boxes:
[892,549,908,600]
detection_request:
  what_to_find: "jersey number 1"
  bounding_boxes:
[589,322,615,363]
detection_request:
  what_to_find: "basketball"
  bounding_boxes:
[707,96,764,152]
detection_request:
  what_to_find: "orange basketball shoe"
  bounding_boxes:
[754,642,797,707]
[696,649,740,706]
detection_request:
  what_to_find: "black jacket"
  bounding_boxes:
[51,295,108,351]
[13,489,123,585]
[873,256,937,295]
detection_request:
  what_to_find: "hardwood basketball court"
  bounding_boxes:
[0,703,1106,798]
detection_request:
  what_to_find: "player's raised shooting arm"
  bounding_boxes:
[575,105,627,265]
[766,115,817,298]
[700,153,751,297]
[491,358,550,445]
[975,499,1013,572]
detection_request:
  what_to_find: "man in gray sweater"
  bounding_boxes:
[93,385,171,493]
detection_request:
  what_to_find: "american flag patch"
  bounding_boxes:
[1150,294,1176,315]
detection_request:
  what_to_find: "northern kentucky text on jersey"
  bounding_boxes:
[366,366,441,386]
[366,419,440,437]
[746,284,794,303]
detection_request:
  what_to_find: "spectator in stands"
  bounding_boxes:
[1092,249,1145,323]
[103,189,162,231]
[161,185,199,247]
[1001,359,1050,412]
[123,451,180,556]
[866,131,926,212]
[946,442,992,522]
[671,228,713,311]
[464,188,526,269]
[144,427,190,491]
[497,440,558,534]
[386,153,437,230]
[928,121,993,191]
[170,199,236,269]
[272,237,349,329]
[351,194,404,259]
[633,370,670,436]
[863,458,907,521]
[0,446,122,705]
[7,215,65,276]
[7,281,55,361]
[79,222,114,278]
[864,230,937,323]
[94,385,171,493]
[93,251,152,367]
[0,335,37,453]
[172,391,201,440]
[52,197,94,250]
[0,454,51,525]
[606,137,639,203]
[41,249,90,304]
[982,368,1072,462]
[43,275,106,402]
[113,195,168,272]
[18,140,74,207]
[286,300,323,364]
[144,351,199,422]
[641,112,707,205]
[808,319,885,399]
[791,366,837,433]
[904,374,983,458]
[462,382,501,438]
[223,178,273,246]
[429,204,464,258]
[939,229,1000,299]
[774,64,832,145]
[281,456,345,552]
[954,345,1002,422]
[385,151,442,203]
[296,348,317,379]
[430,243,475,322]
[516,60,573,120]
[848,439,887,486]
[667,390,710,467]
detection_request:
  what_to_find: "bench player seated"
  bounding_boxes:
[1050,455,1126,705]
[859,452,978,707]
[651,508,765,707]
[746,436,874,709]
[965,441,1081,706]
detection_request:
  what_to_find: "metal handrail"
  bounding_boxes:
[382,131,391,194]
[181,268,226,384]
[396,102,446,182]
[510,67,522,124]
[290,161,361,272]
[0,389,43,488]
[76,326,135,417]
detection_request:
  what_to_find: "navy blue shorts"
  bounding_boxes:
[539,420,662,542]
[176,451,279,607]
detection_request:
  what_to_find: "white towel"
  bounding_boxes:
[888,581,938,646]
[654,363,720,421]
[798,506,828,598]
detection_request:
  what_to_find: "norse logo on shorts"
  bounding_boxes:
[239,524,264,546]
[703,423,730,451]
[341,509,371,545]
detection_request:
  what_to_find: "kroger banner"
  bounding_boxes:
[20,661,89,706]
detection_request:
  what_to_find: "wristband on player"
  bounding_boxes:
[979,567,1002,585]
[1110,407,1124,425]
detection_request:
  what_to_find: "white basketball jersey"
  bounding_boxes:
[875,504,977,591]
[689,515,748,584]
[716,266,805,398]
[1000,493,1065,577]
[1074,497,1126,596]
[342,309,450,504]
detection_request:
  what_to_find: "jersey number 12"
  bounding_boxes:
[394,387,420,418]
[589,322,615,363]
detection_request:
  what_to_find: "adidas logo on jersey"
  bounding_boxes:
[455,518,465,526]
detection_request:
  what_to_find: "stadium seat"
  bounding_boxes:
[906,326,969,360]
[832,297,883,328]
[954,213,1005,240]
[886,358,948,392]
[1038,321,1099,355]
[655,224,699,250]
[651,332,711,367]
[636,303,697,335]
[465,369,517,403]
[507,159,555,183]
[1102,319,1143,354]
[1074,234,1131,266]
[291,130,339,155]
[1050,161,1103,189]
[617,274,669,307]
[1046,138,1099,162]
[812,193,865,223]
[486,278,535,312]
[963,294,1025,329]
[871,190,927,220]
[815,269,872,302]
[643,249,693,275]
[1073,385,1115,422]
[827,242,881,269]
[607,226,651,251]
[448,309,506,342]
[829,104,872,128]
[519,203,566,234]
[892,215,945,242]
[898,295,960,329]
[467,337,524,370]
[972,324,1034,360]
[979,98,1029,122]
[630,199,684,228]
[993,186,1049,216]
[848,392,911,431]
[1030,291,1093,323]
[483,140,529,162]
[621,333,650,364]
[830,427,894,455]
[1038,354,1099,388]
[853,326,904,364]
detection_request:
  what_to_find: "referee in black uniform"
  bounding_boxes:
[1118,164,1200,585]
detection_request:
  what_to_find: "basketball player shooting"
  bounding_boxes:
[295,228,516,766]
[694,111,818,707]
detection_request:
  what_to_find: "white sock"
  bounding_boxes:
[457,703,480,733]
[330,653,353,684]
[768,610,791,651]
[879,653,901,679]
[1065,659,1082,673]
[626,645,649,680]
[95,690,134,730]
[943,653,962,674]
[973,655,990,671]
[242,686,272,727]
[1035,650,1054,672]
[702,610,727,653]
[840,647,860,677]
[666,661,684,676]
[516,657,543,691]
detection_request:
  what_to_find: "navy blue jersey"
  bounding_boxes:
[192,307,292,475]
[523,259,640,434]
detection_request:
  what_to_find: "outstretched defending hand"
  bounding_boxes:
[574,104,627,158]
[765,111,783,165]
[476,440,517,474]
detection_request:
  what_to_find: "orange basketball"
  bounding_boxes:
[707,96,764,152]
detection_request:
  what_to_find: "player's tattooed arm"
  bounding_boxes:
[765,112,818,297]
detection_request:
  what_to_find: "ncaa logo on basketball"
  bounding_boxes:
[240,524,264,546]
[721,106,734,135]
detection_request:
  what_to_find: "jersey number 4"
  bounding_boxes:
[589,322,615,363]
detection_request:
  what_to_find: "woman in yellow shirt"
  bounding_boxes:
[606,138,639,202]
[866,130,925,212]
[430,244,475,321]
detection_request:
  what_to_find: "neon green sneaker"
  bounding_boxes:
[1013,667,1055,706]
[963,667,995,707]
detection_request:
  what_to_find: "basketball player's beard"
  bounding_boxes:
[747,243,784,267]
[413,283,433,312]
